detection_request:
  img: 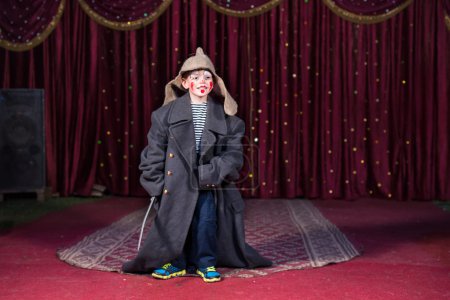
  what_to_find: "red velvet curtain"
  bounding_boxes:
[0,0,449,200]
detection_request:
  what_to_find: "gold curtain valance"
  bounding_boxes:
[202,0,283,17]
[77,0,173,31]
[0,0,65,52]
[322,0,413,24]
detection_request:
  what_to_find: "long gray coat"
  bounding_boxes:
[122,93,271,273]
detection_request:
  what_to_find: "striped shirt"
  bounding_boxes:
[191,102,208,153]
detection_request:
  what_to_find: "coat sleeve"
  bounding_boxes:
[198,117,244,188]
[139,111,167,196]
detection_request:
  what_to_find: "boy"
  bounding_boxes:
[122,48,271,282]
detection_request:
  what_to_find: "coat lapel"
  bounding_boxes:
[199,96,227,163]
[168,94,197,169]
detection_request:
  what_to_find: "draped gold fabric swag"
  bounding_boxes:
[77,0,173,31]
[2,0,449,52]
[0,0,65,52]
[202,0,283,17]
[321,0,413,24]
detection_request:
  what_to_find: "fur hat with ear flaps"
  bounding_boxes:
[163,47,238,116]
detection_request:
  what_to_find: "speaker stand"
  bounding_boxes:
[36,188,46,202]
[0,186,52,202]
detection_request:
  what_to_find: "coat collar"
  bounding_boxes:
[167,93,191,123]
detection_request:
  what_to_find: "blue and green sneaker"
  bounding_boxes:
[152,263,186,279]
[196,266,221,283]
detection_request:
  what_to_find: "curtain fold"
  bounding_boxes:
[0,0,65,51]
[0,0,448,200]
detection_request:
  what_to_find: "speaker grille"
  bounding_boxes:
[0,89,45,191]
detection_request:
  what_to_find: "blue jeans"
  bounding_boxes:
[172,190,217,269]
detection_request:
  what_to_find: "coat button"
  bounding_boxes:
[163,189,169,195]
[169,153,174,158]
[167,170,173,176]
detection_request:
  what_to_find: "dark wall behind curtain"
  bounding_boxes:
[0,0,448,200]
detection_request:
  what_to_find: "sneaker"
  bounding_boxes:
[196,266,221,283]
[152,263,186,279]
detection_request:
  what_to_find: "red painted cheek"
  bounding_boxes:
[190,82,194,91]
[209,82,214,90]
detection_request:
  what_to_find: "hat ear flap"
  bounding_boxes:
[164,76,184,106]
[216,77,238,116]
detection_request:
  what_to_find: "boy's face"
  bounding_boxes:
[182,70,214,98]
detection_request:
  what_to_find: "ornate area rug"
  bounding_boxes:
[57,199,360,278]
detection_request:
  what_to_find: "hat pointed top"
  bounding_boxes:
[196,47,204,55]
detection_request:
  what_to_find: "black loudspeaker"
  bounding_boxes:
[0,89,46,196]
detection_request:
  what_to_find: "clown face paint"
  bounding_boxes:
[182,70,214,101]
